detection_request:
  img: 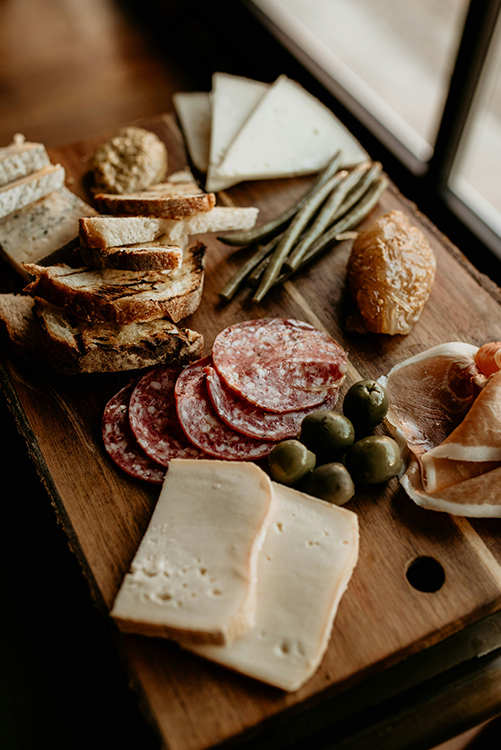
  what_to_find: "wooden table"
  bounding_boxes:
[2,113,501,750]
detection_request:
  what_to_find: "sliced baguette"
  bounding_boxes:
[22,243,206,325]
[0,164,66,219]
[79,206,259,249]
[79,244,183,271]
[0,186,98,278]
[0,137,51,187]
[111,459,276,645]
[33,298,203,373]
[94,189,216,218]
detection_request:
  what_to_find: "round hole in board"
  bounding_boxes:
[405,556,445,593]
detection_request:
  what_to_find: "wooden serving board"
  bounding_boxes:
[2,113,501,750]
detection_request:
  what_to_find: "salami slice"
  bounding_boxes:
[175,357,276,460]
[129,365,205,466]
[102,381,165,484]
[211,318,347,413]
[206,364,341,441]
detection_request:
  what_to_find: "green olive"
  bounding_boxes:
[267,439,316,486]
[346,435,401,484]
[301,462,355,505]
[343,379,389,434]
[299,410,355,463]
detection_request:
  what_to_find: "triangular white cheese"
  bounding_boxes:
[173,91,212,173]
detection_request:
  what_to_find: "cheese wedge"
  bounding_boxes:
[212,74,368,189]
[0,137,51,187]
[0,164,65,220]
[173,91,212,173]
[190,483,359,691]
[206,72,268,192]
[111,459,275,645]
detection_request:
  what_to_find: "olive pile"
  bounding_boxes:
[267,379,401,506]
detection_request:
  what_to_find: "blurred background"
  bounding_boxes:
[1,1,501,749]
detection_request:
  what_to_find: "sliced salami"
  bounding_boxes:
[175,357,276,460]
[129,365,205,466]
[102,381,165,484]
[206,364,341,441]
[211,318,348,413]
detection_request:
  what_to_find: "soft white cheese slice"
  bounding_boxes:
[0,164,65,220]
[190,483,359,691]
[211,74,368,190]
[205,72,268,192]
[0,137,51,187]
[111,459,276,646]
[173,91,212,173]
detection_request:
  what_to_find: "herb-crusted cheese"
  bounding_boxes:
[111,459,276,645]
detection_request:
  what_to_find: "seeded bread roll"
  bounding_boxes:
[91,126,168,195]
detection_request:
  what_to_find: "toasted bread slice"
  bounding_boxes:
[0,293,203,373]
[79,243,183,271]
[22,243,206,325]
[79,206,259,249]
[94,189,216,218]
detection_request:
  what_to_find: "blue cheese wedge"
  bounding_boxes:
[0,163,65,219]
[211,74,368,189]
[111,459,276,646]
[190,483,359,691]
[0,186,98,278]
[205,72,268,192]
[0,135,51,187]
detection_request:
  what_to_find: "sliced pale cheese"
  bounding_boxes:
[0,164,65,220]
[0,137,51,187]
[0,186,98,279]
[211,74,368,189]
[206,72,268,192]
[111,459,276,645]
[173,91,212,174]
[190,483,359,691]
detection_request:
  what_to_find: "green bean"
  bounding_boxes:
[252,171,347,302]
[283,162,373,273]
[216,150,343,246]
[274,176,388,285]
[329,161,382,224]
[219,237,279,301]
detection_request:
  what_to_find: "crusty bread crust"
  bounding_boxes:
[22,243,206,325]
[94,191,216,218]
[79,243,183,271]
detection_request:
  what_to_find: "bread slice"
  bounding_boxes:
[22,243,206,325]
[0,136,51,187]
[0,293,203,373]
[0,164,66,219]
[79,243,183,271]
[0,186,98,278]
[94,189,216,218]
[111,459,276,645]
[79,206,259,249]
[33,298,203,373]
[191,483,359,691]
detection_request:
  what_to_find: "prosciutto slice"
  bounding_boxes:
[385,344,501,517]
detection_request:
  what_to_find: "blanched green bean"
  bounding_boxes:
[219,237,278,301]
[216,150,343,247]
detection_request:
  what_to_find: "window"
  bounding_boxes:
[243,0,501,278]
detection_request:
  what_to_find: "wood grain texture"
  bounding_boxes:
[2,113,501,750]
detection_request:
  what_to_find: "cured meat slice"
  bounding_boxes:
[129,365,204,466]
[175,357,276,460]
[102,381,165,484]
[380,342,486,458]
[211,318,347,413]
[206,364,341,441]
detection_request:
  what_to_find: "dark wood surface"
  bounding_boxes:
[2,111,501,750]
